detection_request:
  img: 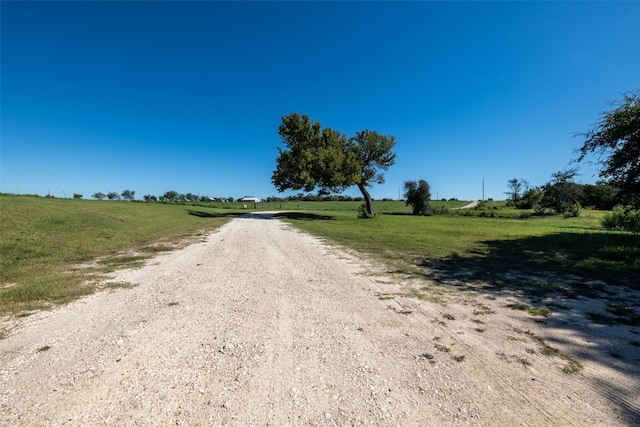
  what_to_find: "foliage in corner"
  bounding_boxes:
[602,205,640,233]
[576,90,640,209]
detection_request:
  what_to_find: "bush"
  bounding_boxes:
[517,189,544,209]
[564,203,582,218]
[474,201,487,210]
[357,203,378,219]
[432,205,450,215]
[602,205,640,232]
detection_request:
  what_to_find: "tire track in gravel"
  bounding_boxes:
[384,295,586,427]
[1,213,636,426]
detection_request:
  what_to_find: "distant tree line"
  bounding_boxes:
[266,193,366,202]
[504,173,638,231]
[88,189,400,204]
[91,189,136,201]
[90,190,236,203]
[505,173,620,213]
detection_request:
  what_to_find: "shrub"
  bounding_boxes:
[357,203,378,219]
[602,205,640,232]
[564,203,582,218]
[474,201,487,210]
[432,205,450,215]
[517,189,544,209]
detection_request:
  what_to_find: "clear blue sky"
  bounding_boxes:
[2,1,639,201]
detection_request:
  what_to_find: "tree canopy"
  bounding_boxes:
[540,169,583,214]
[403,180,431,215]
[121,189,135,201]
[577,90,640,207]
[272,113,396,218]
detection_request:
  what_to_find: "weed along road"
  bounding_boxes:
[1,213,638,426]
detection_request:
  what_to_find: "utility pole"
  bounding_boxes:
[482,179,485,201]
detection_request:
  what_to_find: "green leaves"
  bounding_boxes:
[350,130,397,186]
[577,90,640,207]
[404,179,431,215]
[272,113,396,217]
[272,113,396,193]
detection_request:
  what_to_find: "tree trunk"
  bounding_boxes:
[357,182,375,218]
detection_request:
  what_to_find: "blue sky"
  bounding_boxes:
[2,1,639,201]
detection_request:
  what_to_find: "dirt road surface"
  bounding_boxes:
[1,213,638,426]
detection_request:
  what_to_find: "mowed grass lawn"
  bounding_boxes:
[276,208,640,293]
[0,195,241,315]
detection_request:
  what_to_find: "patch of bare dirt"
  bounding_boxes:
[1,213,638,425]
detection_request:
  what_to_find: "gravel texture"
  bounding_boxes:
[1,213,638,426]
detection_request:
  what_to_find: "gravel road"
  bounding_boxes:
[1,213,638,426]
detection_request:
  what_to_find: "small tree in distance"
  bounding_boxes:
[541,169,583,215]
[162,190,179,202]
[121,189,135,201]
[92,192,105,200]
[404,179,432,215]
[505,178,523,205]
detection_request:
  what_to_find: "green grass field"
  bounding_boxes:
[1,195,638,318]
[190,199,468,213]
[275,207,640,296]
[0,194,241,315]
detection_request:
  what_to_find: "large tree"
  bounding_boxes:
[272,113,396,218]
[576,90,640,207]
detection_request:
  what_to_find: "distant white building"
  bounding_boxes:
[239,196,260,202]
